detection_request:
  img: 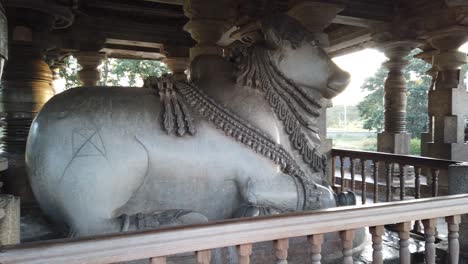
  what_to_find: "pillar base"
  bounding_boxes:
[377,132,411,154]
[424,142,468,161]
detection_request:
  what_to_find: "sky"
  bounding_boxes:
[331,49,386,106]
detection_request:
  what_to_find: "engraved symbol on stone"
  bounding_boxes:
[72,128,106,157]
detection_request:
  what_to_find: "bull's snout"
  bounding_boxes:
[324,64,350,99]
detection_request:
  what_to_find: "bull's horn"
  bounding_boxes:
[230,21,263,45]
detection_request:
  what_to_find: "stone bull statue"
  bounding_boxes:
[26,15,351,237]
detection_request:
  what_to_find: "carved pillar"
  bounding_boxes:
[0,2,73,202]
[164,57,189,81]
[75,51,106,86]
[376,41,420,155]
[422,26,468,162]
[183,0,235,60]
[416,49,438,156]
[0,26,55,201]
[0,3,6,80]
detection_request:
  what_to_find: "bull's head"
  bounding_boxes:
[232,14,350,99]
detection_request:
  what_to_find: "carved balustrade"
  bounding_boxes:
[331,148,462,206]
[0,195,467,264]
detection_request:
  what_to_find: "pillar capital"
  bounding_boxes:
[183,0,235,60]
[75,51,106,86]
[422,26,468,72]
[287,1,343,33]
[379,40,421,60]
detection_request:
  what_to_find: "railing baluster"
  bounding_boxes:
[308,234,324,264]
[431,169,439,197]
[446,215,461,264]
[331,156,336,188]
[399,163,405,201]
[397,222,411,264]
[386,162,392,202]
[340,230,355,264]
[413,167,422,232]
[414,167,421,199]
[340,156,345,192]
[369,226,384,264]
[150,257,167,264]
[373,161,379,203]
[237,244,253,264]
[350,158,356,192]
[361,159,366,204]
[274,239,288,264]
[196,250,211,264]
[422,219,436,264]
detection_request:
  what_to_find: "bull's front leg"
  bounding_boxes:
[234,173,336,218]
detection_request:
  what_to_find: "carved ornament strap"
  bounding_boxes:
[175,81,324,210]
[146,76,322,211]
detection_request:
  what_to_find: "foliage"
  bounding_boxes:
[330,132,377,151]
[357,50,432,138]
[99,59,170,86]
[410,138,421,155]
[59,56,170,89]
[58,56,81,88]
[327,104,363,130]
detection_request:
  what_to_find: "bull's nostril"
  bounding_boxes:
[328,71,351,91]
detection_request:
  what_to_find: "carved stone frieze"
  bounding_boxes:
[145,75,196,137]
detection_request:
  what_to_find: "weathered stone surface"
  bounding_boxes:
[25,14,364,259]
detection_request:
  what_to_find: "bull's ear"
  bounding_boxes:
[230,21,263,46]
[263,26,281,50]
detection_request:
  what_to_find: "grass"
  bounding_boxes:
[329,132,422,155]
[330,133,377,151]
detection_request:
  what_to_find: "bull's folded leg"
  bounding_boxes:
[236,173,338,217]
[119,210,209,232]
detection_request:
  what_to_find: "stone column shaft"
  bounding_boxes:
[75,51,106,86]
[383,57,409,133]
[377,41,419,155]
[0,26,55,202]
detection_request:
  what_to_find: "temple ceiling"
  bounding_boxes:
[6,0,466,60]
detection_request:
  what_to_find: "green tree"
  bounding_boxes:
[99,59,170,86]
[59,56,170,89]
[58,56,81,88]
[357,50,432,139]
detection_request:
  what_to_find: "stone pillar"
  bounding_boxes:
[75,51,106,86]
[164,57,189,81]
[416,49,438,155]
[422,26,468,162]
[0,2,6,80]
[0,25,55,202]
[183,0,235,60]
[377,41,420,155]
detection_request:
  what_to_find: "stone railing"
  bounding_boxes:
[330,148,462,204]
[0,195,467,264]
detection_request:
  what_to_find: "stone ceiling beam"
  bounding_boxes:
[326,26,373,57]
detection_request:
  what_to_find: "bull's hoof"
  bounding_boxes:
[335,191,357,207]
[234,204,285,218]
[120,210,208,231]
